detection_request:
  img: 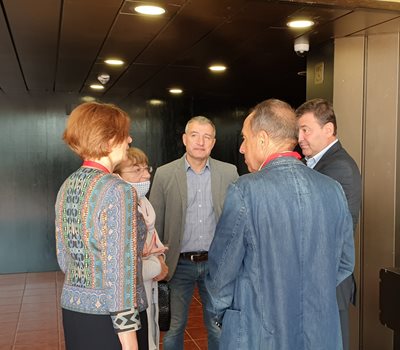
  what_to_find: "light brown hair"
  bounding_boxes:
[114,147,149,174]
[63,102,130,159]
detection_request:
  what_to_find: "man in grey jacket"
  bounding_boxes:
[149,116,238,350]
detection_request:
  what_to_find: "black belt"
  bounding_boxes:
[180,251,208,262]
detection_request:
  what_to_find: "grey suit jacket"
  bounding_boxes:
[313,140,361,309]
[149,155,239,280]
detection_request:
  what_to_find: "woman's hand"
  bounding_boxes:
[118,330,138,350]
[153,255,168,281]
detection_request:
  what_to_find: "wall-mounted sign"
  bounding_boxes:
[314,62,324,85]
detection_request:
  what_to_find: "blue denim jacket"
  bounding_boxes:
[206,157,354,350]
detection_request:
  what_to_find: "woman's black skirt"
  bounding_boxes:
[62,308,148,350]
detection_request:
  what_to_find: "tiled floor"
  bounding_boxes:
[0,272,208,350]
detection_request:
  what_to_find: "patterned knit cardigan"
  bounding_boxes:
[55,167,147,333]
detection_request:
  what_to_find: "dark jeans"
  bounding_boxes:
[162,258,220,350]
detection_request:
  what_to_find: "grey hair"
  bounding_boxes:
[185,116,216,138]
[250,99,297,145]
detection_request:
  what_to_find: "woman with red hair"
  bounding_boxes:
[56,102,148,350]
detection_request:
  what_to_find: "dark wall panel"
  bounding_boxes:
[0,93,253,273]
[0,87,305,273]
[0,94,80,273]
[306,40,334,103]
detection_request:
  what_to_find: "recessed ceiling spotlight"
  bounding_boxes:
[287,20,314,28]
[148,99,164,105]
[169,88,183,94]
[134,5,166,15]
[208,65,227,72]
[90,84,105,90]
[104,59,124,66]
[81,96,96,102]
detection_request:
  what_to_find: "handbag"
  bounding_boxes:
[158,280,171,331]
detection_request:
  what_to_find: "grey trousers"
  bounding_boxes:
[339,308,350,350]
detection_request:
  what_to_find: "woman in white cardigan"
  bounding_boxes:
[115,147,168,350]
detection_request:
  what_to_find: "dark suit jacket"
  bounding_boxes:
[313,140,361,309]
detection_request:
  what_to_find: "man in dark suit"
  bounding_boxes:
[296,98,361,350]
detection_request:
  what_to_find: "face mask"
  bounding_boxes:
[126,180,150,198]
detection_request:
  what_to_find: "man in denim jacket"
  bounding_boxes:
[206,99,354,349]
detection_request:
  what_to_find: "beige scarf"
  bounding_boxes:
[139,197,167,257]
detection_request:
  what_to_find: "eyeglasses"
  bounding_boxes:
[121,165,153,175]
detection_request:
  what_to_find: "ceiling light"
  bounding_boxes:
[287,20,314,28]
[134,5,165,15]
[169,88,183,94]
[148,99,164,105]
[81,96,96,102]
[90,84,105,90]
[104,59,124,66]
[208,65,227,72]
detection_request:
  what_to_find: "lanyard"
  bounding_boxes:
[260,151,301,169]
[82,160,110,174]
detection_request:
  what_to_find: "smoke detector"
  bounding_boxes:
[97,73,110,85]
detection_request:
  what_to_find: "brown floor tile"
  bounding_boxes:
[0,273,208,350]
[189,301,203,309]
[20,302,56,313]
[14,345,59,350]
[25,272,56,282]
[0,312,19,323]
[0,273,26,282]
[0,284,25,293]
[187,315,204,329]
[193,338,208,350]
[0,321,17,337]
[192,296,202,304]
[0,296,23,306]
[22,294,57,304]
[0,275,26,292]
[23,288,56,297]
[0,304,21,314]
[188,306,203,318]
[56,271,64,282]
[14,330,59,346]
[24,281,56,290]
[0,290,24,298]
[17,319,59,332]
[186,326,207,340]
[18,310,57,321]
[58,320,65,342]
[182,340,201,350]
[0,335,13,349]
